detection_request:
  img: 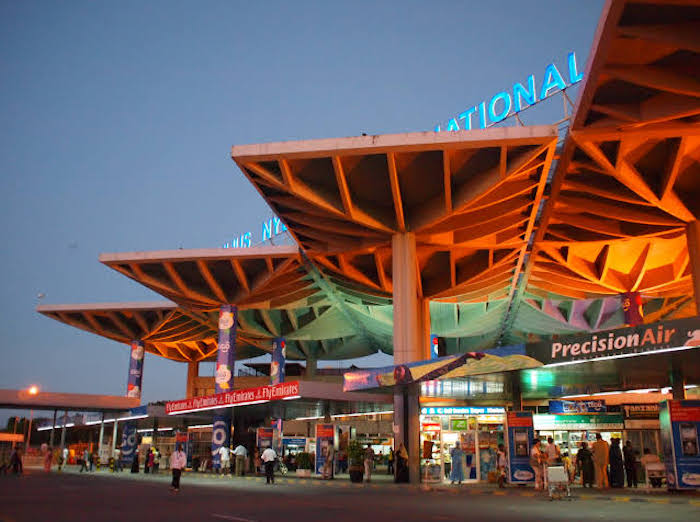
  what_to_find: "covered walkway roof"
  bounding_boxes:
[38,0,700,364]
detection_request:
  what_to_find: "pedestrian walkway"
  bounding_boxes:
[53,466,700,505]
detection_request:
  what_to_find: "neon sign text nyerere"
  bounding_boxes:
[434,52,584,132]
[223,216,287,249]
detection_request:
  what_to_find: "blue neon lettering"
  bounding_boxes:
[513,74,536,112]
[568,51,583,84]
[488,92,512,123]
[446,118,460,131]
[262,218,273,241]
[478,101,487,129]
[540,63,566,100]
[459,107,478,130]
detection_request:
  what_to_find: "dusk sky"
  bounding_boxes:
[0,0,605,422]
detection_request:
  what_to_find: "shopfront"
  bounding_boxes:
[420,406,505,483]
[533,412,624,457]
[622,403,661,457]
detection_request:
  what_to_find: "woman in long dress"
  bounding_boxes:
[609,438,625,487]
[449,442,465,485]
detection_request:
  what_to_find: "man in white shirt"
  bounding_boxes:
[61,447,69,471]
[217,445,231,476]
[233,444,248,477]
[170,444,187,492]
[113,447,122,472]
[261,447,277,484]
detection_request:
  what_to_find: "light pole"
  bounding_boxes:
[26,386,39,450]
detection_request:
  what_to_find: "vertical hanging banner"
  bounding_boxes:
[211,415,231,468]
[215,305,238,393]
[659,400,700,490]
[504,411,535,484]
[430,334,439,360]
[120,422,137,465]
[271,337,286,454]
[622,292,644,326]
[271,338,286,385]
[127,340,145,399]
[213,305,236,467]
[315,424,335,475]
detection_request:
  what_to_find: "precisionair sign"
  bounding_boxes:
[528,317,700,366]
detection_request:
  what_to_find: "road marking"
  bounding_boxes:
[212,514,257,522]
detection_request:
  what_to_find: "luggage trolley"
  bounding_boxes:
[547,466,572,500]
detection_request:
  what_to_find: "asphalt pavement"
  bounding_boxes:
[1,468,698,522]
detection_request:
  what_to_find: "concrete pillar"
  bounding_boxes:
[111,419,118,455]
[305,357,317,379]
[687,220,700,315]
[60,411,68,449]
[97,413,105,460]
[392,233,430,484]
[511,372,523,411]
[127,340,145,399]
[186,361,199,398]
[670,362,685,400]
[49,409,57,448]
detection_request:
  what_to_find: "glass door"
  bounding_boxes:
[459,430,479,482]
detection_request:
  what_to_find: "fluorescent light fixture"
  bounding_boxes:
[293,415,324,421]
[187,424,213,429]
[282,395,301,401]
[157,427,173,432]
[118,414,149,422]
[544,345,696,368]
[332,410,394,418]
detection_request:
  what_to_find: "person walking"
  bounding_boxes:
[10,447,23,476]
[261,446,277,484]
[113,447,122,472]
[43,446,53,473]
[363,444,375,483]
[80,449,89,472]
[591,433,609,489]
[61,447,69,471]
[496,443,507,488]
[395,442,409,483]
[449,441,465,485]
[530,439,545,491]
[576,442,594,487]
[153,448,161,474]
[623,440,637,488]
[233,444,248,477]
[217,445,231,476]
[387,448,394,475]
[170,444,187,493]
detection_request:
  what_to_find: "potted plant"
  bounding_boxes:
[348,440,364,483]
[295,452,313,478]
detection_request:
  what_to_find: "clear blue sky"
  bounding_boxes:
[0,0,605,422]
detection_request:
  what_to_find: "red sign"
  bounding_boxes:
[507,411,533,428]
[166,381,300,414]
[421,422,441,432]
[315,424,334,438]
[670,401,700,422]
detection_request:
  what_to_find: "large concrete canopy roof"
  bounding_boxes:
[37,0,700,365]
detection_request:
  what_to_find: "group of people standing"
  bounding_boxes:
[532,434,654,490]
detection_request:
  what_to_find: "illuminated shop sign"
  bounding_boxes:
[530,317,700,366]
[421,406,505,416]
[223,216,288,248]
[434,52,584,132]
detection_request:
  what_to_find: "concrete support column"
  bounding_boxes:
[392,233,429,484]
[186,361,199,398]
[511,372,523,411]
[60,411,68,449]
[305,357,317,379]
[127,340,145,399]
[49,409,57,448]
[97,413,105,460]
[111,420,118,455]
[687,220,700,315]
[670,362,686,400]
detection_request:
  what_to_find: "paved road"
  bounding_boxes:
[1,470,698,522]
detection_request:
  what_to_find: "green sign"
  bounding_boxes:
[533,413,624,430]
[450,418,469,431]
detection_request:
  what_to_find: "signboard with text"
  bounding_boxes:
[549,400,606,414]
[505,411,535,485]
[660,400,700,490]
[166,381,300,415]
